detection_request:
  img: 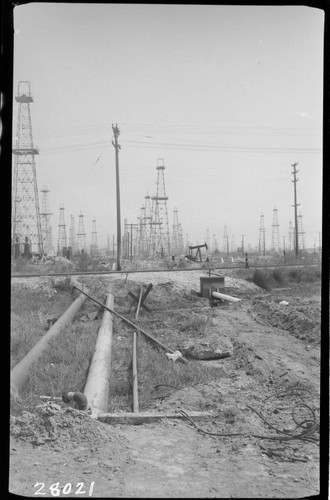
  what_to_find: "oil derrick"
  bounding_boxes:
[77,212,86,253]
[258,214,266,255]
[151,159,171,257]
[142,193,153,258]
[178,223,184,255]
[12,81,43,255]
[271,207,281,254]
[230,235,236,253]
[297,211,305,250]
[57,205,67,256]
[172,208,180,256]
[90,218,98,255]
[39,186,52,256]
[212,234,218,252]
[69,215,76,255]
[223,226,229,255]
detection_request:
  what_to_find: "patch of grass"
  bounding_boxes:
[11,257,29,274]
[108,321,224,413]
[271,268,287,286]
[21,319,100,401]
[11,288,74,367]
[288,267,321,283]
[11,286,99,411]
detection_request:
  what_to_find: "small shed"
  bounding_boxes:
[200,276,225,298]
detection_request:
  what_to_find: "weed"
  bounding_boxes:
[11,288,73,367]
[271,268,286,286]
[12,257,29,274]
[76,252,90,272]
[50,276,72,293]
[250,269,272,291]
[21,320,100,400]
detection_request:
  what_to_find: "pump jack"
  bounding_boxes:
[186,243,208,262]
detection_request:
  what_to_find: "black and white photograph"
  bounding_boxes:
[9,2,324,497]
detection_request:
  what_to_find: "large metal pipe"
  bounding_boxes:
[11,293,87,399]
[83,293,114,417]
[211,291,241,303]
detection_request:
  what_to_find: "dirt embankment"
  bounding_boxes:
[10,270,321,498]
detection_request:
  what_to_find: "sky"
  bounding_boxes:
[12,3,324,252]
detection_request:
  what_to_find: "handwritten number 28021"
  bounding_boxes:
[34,481,95,496]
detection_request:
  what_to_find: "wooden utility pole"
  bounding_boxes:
[291,162,300,257]
[112,124,121,270]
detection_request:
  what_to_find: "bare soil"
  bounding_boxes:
[9,270,321,498]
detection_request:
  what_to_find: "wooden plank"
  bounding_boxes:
[135,288,143,321]
[132,331,139,413]
[128,291,151,312]
[97,411,213,425]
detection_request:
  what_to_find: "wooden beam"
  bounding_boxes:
[97,411,213,425]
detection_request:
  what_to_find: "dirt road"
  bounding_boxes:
[9,271,320,497]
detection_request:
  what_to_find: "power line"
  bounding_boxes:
[38,139,321,155]
[30,122,322,140]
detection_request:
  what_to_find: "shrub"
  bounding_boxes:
[251,269,272,291]
[271,268,286,286]
[288,268,303,282]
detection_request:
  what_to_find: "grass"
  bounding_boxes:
[10,285,101,413]
[11,288,73,367]
[107,313,225,412]
[249,266,321,291]
[23,320,100,399]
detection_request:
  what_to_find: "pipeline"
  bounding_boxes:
[10,263,315,279]
[211,291,241,303]
[83,293,114,416]
[10,293,87,399]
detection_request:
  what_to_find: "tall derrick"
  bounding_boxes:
[90,218,98,255]
[151,159,171,257]
[12,81,43,255]
[39,185,53,256]
[57,205,67,256]
[258,214,266,255]
[271,207,281,254]
[77,212,86,253]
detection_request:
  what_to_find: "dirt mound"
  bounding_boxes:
[251,298,321,344]
[10,401,119,449]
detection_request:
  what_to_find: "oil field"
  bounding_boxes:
[9,3,324,499]
[10,82,323,499]
[10,70,323,500]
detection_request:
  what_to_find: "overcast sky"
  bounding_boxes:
[13,3,324,251]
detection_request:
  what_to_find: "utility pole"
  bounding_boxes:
[112,124,121,270]
[291,162,300,257]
